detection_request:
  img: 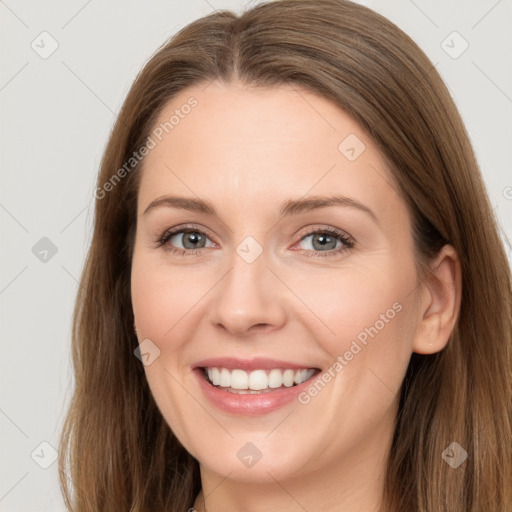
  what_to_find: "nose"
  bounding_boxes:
[208,245,288,337]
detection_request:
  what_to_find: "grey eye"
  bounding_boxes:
[169,231,211,249]
[298,233,341,251]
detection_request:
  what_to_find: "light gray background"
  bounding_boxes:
[1,0,511,510]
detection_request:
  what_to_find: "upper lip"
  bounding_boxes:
[193,357,319,371]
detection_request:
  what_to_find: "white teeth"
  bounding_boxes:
[296,369,309,384]
[268,368,283,388]
[219,368,231,387]
[282,369,295,387]
[248,369,268,390]
[204,367,316,391]
[231,369,249,390]
[207,367,220,386]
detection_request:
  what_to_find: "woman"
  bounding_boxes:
[58,0,512,510]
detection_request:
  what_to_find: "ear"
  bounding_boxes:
[412,244,462,354]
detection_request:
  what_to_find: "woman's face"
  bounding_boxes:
[131,80,424,484]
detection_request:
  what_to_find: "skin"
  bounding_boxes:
[131,80,461,512]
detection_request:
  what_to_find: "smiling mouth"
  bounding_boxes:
[201,367,320,394]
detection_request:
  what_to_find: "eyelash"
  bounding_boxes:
[155,224,355,258]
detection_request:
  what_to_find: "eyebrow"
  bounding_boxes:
[143,194,378,223]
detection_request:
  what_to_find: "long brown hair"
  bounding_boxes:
[58,1,512,510]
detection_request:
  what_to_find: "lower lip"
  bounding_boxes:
[193,368,316,416]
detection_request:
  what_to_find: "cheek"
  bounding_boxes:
[131,278,177,339]
[288,257,418,416]
[131,258,204,446]
[288,259,416,358]
[131,257,209,340]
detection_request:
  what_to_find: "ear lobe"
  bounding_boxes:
[412,245,462,355]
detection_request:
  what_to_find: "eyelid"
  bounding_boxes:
[295,224,353,240]
[159,223,216,241]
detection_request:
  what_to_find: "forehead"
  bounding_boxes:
[137,80,403,222]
